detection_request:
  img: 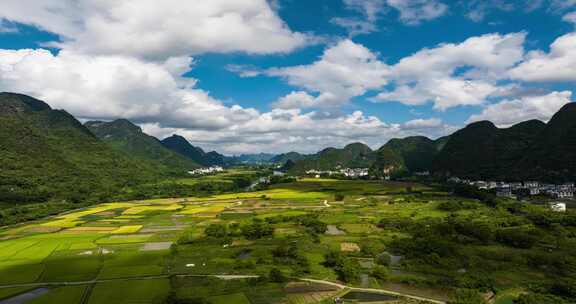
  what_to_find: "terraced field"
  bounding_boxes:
[0,178,543,303]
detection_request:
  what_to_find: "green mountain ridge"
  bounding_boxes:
[433,104,576,182]
[85,120,200,174]
[0,92,160,203]
[287,143,376,173]
[161,134,225,167]
[371,136,444,177]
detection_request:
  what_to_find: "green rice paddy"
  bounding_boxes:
[0,178,516,303]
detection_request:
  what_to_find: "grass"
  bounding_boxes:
[88,279,170,304]
[208,292,252,304]
[111,225,143,234]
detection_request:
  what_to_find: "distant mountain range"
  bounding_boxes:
[1,92,575,205]
[279,104,576,182]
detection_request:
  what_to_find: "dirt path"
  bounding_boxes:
[299,278,446,304]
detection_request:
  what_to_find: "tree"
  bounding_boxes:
[241,219,274,240]
[371,265,389,281]
[268,268,287,283]
[338,259,361,283]
[450,289,486,304]
[376,252,391,266]
[204,224,228,238]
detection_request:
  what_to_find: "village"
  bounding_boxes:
[188,166,225,176]
[448,177,574,212]
[305,168,370,178]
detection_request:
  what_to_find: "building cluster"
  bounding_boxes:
[188,166,224,176]
[305,168,369,178]
[448,177,575,199]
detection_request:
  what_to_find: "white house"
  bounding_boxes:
[549,202,567,212]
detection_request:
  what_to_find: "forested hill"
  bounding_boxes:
[0,92,161,204]
[287,143,376,173]
[518,103,576,182]
[85,120,200,174]
[161,134,226,167]
[371,136,446,178]
[434,103,576,182]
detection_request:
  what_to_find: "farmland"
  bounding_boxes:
[0,178,574,303]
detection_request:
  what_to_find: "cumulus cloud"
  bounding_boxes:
[264,39,389,109]
[0,47,455,154]
[0,0,309,59]
[509,32,576,82]
[372,32,526,110]
[563,12,576,24]
[141,110,455,155]
[387,0,448,25]
[402,118,443,129]
[466,91,573,127]
[463,0,544,22]
[0,48,258,130]
[333,0,447,35]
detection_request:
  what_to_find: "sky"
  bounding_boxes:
[0,0,575,155]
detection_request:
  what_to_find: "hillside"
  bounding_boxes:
[270,152,308,164]
[85,120,200,174]
[433,118,549,180]
[288,143,376,173]
[0,93,160,203]
[519,103,576,181]
[161,134,225,167]
[371,136,442,177]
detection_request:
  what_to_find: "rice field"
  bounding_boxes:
[0,178,462,303]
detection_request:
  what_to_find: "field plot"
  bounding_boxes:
[0,177,554,304]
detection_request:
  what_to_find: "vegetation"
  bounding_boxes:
[0,178,574,303]
[434,103,576,182]
[85,119,200,173]
[287,142,376,174]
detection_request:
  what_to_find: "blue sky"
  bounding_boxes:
[0,0,575,154]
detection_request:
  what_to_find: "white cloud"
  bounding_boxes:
[563,12,576,24]
[403,118,442,129]
[142,110,455,155]
[0,48,258,130]
[372,32,526,110]
[334,0,447,35]
[387,0,448,25]
[331,17,378,36]
[0,47,455,155]
[265,39,389,109]
[0,0,309,59]
[467,91,573,127]
[509,32,576,82]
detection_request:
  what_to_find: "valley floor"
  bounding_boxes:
[0,178,574,303]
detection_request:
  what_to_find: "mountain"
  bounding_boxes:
[519,103,576,182]
[0,93,159,203]
[371,136,442,177]
[288,143,376,173]
[85,120,200,173]
[161,134,225,167]
[433,119,548,180]
[270,152,308,164]
[226,153,277,165]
